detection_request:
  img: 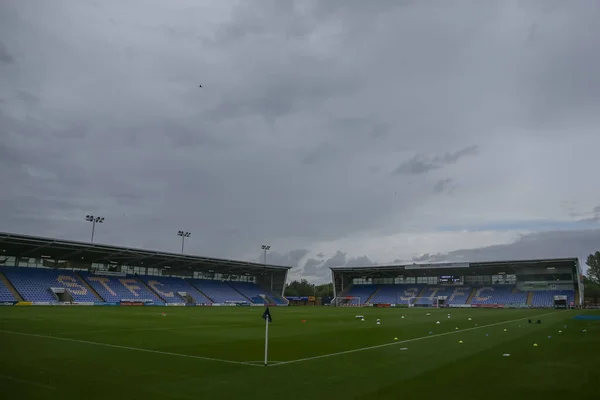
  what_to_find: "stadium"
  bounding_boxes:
[1,231,599,399]
[330,259,584,309]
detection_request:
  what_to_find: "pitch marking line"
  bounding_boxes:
[58,322,250,336]
[0,330,262,368]
[0,373,57,390]
[269,311,561,367]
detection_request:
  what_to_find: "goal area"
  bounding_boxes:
[333,296,361,307]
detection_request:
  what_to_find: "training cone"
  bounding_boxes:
[455,327,459,330]
[558,330,562,333]
[533,343,538,347]
[436,321,440,324]
[503,328,507,332]
[302,319,307,323]
[458,340,463,344]
[468,317,472,321]
[401,316,404,319]
[394,337,398,341]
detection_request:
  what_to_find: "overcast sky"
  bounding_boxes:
[1,0,599,283]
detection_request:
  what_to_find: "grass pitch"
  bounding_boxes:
[0,307,598,399]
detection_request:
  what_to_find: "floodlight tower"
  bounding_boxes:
[261,244,271,265]
[85,215,105,243]
[177,231,191,253]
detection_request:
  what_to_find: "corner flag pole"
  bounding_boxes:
[264,311,269,366]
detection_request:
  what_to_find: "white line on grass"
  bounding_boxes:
[0,373,57,390]
[0,330,263,368]
[58,323,245,336]
[270,311,561,367]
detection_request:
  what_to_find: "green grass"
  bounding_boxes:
[0,306,598,399]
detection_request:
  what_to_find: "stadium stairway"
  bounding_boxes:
[414,286,428,303]
[74,272,103,302]
[139,278,167,303]
[263,294,275,304]
[466,287,477,304]
[226,282,254,303]
[0,271,23,301]
[526,291,534,306]
[365,287,379,304]
[196,288,214,303]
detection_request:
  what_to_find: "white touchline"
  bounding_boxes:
[0,373,57,390]
[58,322,247,336]
[0,330,263,368]
[270,311,562,367]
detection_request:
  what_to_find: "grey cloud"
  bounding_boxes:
[392,154,441,175]
[434,146,479,164]
[345,255,374,267]
[215,0,315,45]
[392,146,479,176]
[0,40,13,64]
[433,178,453,194]
[301,142,337,165]
[16,90,39,105]
[411,229,600,265]
[301,251,346,279]
[322,251,347,269]
[518,1,600,128]
[302,258,323,276]
[2,1,600,273]
[301,254,374,280]
[262,249,309,267]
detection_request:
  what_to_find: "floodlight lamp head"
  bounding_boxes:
[86,215,94,221]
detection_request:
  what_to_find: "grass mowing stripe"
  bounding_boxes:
[0,330,263,368]
[271,310,561,367]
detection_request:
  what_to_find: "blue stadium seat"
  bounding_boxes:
[80,272,164,304]
[3,267,98,302]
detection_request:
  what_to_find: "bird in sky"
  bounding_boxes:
[198,84,202,88]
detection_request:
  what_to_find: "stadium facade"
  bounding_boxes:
[0,232,290,306]
[330,258,584,308]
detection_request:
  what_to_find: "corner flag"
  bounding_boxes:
[262,307,272,323]
[262,307,272,366]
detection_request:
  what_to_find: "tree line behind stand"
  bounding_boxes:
[584,252,600,304]
[284,279,333,298]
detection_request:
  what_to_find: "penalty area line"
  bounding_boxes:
[0,330,262,368]
[270,310,561,367]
